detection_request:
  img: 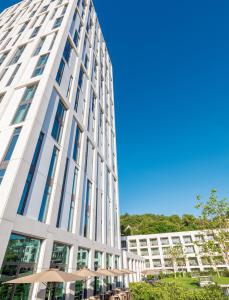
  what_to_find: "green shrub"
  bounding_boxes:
[129,282,227,300]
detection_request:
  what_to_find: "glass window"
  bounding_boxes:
[6,63,21,86]
[145,259,150,268]
[94,251,102,294]
[183,235,192,244]
[30,26,41,38]
[67,167,78,231]
[195,235,204,243]
[56,158,69,228]
[9,45,26,65]
[32,53,49,77]
[188,257,198,266]
[38,147,59,222]
[0,93,5,103]
[51,100,66,143]
[50,242,69,269]
[77,248,89,269]
[0,51,9,65]
[78,67,84,90]
[150,238,158,246]
[139,239,147,247]
[0,233,40,300]
[151,247,160,256]
[18,21,29,34]
[130,249,137,255]
[46,242,69,299]
[140,248,149,256]
[72,124,81,163]
[74,87,80,112]
[0,169,6,185]
[56,58,65,85]
[83,180,92,238]
[164,259,173,267]
[33,37,45,56]
[177,258,186,267]
[129,240,137,247]
[160,237,169,245]
[17,132,44,215]
[172,237,181,245]
[53,16,63,29]
[2,127,21,162]
[76,248,89,299]
[185,245,195,254]
[12,84,37,124]
[153,259,162,268]
[162,247,169,255]
[63,38,72,63]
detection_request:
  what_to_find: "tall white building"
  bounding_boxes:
[122,230,229,273]
[0,0,143,298]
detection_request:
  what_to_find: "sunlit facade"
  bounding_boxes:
[0,0,143,298]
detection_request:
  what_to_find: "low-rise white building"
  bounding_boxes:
[122,230,229,273]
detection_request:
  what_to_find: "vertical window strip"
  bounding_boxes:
[56,58,65,85]
[0,127,21,185]
[12,84,37,124]
[38,146,59,222]
[83,179,92,238]
[6,63,21,86]
[32,53,49,77]
[67,167,78,231]
[56,157,69,227]
[51,100,66,143]
[17,132,44,215]
[72,124,81,163]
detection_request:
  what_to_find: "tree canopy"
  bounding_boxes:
[120,213,202,235]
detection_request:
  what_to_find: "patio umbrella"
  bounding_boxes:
[95,268,116,276]
[4,268,83,284]
[111,269,126,276]
[120,269,135,275]
[71,268,98,278]
[71,268,98,300]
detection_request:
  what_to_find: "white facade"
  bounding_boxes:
[0,0,143,298]
[122,230,229,273]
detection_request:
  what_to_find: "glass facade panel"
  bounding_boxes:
[0,233,40,299]
[94,251,102,295]
[63,38,72,63]
[12,84,37,124]
[18,132,44,215]
[51,100,66,143]
[38,146,59,222]
[56,58,65,85]
[32,53,49,77]
[3,127,21,161]
[67,167,78,231]
[73,124,81,163]
[45,242,70,299]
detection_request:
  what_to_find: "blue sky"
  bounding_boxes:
[2,1,229,216]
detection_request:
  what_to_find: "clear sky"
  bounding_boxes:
[1,0,229,216]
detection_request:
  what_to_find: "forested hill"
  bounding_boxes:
[120,213,202,236]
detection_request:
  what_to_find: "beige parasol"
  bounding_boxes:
[120,269,135,275]
[71,267,98,278]
[95,268,116,276]
[4,269,83,284]
[111,269,126,275]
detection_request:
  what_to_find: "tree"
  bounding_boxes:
[196,189,229,275]
[166,245,185,278]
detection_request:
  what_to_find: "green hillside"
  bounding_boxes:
[120,213,202,235]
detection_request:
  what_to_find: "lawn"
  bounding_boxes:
[160,276,229,289]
